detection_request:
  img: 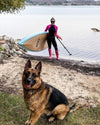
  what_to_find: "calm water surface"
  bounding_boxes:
[0,6,100,61]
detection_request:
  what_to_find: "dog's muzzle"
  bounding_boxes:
[25,78,36,88]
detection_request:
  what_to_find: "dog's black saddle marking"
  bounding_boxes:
[45,83,69,110]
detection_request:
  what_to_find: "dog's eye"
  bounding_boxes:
[32,73,36,77]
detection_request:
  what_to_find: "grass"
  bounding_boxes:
[0,46,4,51]
[0,91,29,125]
[0,91,100,125]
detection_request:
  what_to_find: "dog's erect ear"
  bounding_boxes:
[25,60,31,69]
[35,62,42,75]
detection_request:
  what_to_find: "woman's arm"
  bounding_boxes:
[45,25,51,32]
[55,25,62,40]
[45,25,48,32]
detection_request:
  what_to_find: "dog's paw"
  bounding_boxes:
[25,120,31,125]
[48,116,55,123]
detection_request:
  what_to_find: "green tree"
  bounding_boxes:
[0,0,25,13]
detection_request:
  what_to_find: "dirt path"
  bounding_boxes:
[0,56,100,107]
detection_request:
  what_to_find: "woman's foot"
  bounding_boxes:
[48,49,52,59]
[55,50,60,60]
[49,56,52,59]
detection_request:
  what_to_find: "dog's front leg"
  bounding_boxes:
[25,111,42,125]
[25,112,32,125]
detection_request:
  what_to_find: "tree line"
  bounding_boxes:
[0,0,25,13]
[0,0,100,14]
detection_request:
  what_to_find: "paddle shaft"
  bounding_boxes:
[57,38,72,56]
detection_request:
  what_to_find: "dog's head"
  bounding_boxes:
[22,60,42,89]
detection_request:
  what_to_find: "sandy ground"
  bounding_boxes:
[0,56,100,107]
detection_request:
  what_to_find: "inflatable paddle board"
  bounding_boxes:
[18,32,48,51]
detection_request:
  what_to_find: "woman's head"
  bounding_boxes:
[50,17,55,25]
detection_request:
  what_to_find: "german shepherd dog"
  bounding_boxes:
[22,60,75,125]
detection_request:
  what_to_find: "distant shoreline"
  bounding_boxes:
[25,1,100,6]
[25,4,100,6]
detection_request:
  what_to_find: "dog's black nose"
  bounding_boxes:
[27,78,31,83]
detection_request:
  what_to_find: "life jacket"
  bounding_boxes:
[49,25,56,36]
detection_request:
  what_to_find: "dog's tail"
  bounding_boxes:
[70,103,76,110]
[70,103,83,112]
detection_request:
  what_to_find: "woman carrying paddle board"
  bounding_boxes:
[45,17,62,60]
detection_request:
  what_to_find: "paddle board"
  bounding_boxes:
[18,32,48,51]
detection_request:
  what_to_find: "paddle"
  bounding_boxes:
[57,38,72,56]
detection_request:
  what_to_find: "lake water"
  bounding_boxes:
[0,6,100,62]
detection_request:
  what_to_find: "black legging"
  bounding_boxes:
[47,36,58,51]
